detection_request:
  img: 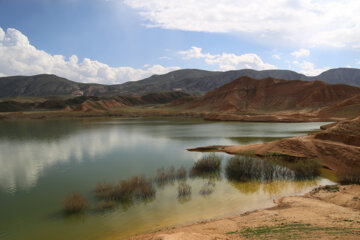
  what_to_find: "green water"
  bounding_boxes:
[0,118,334,240]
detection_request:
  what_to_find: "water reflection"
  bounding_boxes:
[0,119,335,240]
[0,122,198,193]
[229,179,324,197]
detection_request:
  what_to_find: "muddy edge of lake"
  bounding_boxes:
[119,184,360,240]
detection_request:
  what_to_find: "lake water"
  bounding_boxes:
[0,118,334,240]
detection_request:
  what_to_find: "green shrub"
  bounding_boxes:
[63,193,88,214]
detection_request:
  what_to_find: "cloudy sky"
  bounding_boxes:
[0,0,359,84]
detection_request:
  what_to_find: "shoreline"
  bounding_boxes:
[118,184,360,240]
[0,109,342,123]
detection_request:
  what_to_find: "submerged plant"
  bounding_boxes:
[94,175,155,203]
[270,157,321,180]
[226,155,321,182]
[63,193,88,214]
[97,200,116,211]
[176,167,188,180]
[225,156,294,182]
[337,167,360,185]
[191,153,222,176]
[199,181,216,196]
[177,182,191,198]
[155,167,176,185]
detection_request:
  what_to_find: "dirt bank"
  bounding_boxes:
[189,115,360,174]
[122,185,360,240]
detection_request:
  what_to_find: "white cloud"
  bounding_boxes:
[0,27,180,84]
[272,54,281,60]
[124,0,360,48]
[291,48,310,58]
[293,60,329,76]
[178,46,276,71]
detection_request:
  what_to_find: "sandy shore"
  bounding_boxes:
[121,185,360,240]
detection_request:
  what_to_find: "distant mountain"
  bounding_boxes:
[0,92,191,112]
[0,68,359,98]
[313,68,360,86]
[188,76,360,112]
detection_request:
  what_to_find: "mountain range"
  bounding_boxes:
[1,68,360,98]
[187,76,360,113]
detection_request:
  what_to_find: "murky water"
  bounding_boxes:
[0,118,334,239]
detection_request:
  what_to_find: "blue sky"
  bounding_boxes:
[0,0,359,84]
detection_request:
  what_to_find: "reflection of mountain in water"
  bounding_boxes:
[0,121,193,193]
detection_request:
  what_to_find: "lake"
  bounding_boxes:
[0,118,334,240]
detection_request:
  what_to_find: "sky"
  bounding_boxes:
[0,0,359,84]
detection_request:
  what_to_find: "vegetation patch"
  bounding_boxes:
[63,193,88,214]
[225,156,321,182]
[199,181,215,196]
[225,156,294,182]
[177,182,191,198]
[338,167,360,185]
[320,185,339,192]
[190,153,222,176]
[268,157,321,180]
[95,175,155,202]
[97,200,116,211]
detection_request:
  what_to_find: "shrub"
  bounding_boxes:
[95,182,116,200]
[191,153,222,176]
[270,157,321,180]
[94,175,155,202]
[199,181,215,196]
[63,193,88,214]
[338,167,360,185]
[176,167,187,180]
[155,167,176,184]
[225,156,294,182]
[97,200,116,211]
[177,182,191,198]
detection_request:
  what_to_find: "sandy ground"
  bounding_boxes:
[123,185,360,240]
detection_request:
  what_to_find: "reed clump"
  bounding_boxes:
[225,156,293,182]
[63,193,88,214]
[225,156,321,182]
[338,167,360,185]
[199,181,215,196]
[191,153,222,176]
[97,200,116,211]
[94,175,155,202]
[155,166,188,185]
[271,157,321,180]
[176,167,187,180]
[177,182,191,198]
[155,167,176,184]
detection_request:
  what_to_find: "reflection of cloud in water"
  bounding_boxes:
[0,126,183,193]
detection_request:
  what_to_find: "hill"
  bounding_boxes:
[1,68,359,98]
[188,77,360,113]
[0,91,191,112]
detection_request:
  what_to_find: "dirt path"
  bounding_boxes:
[123,185,360,240]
